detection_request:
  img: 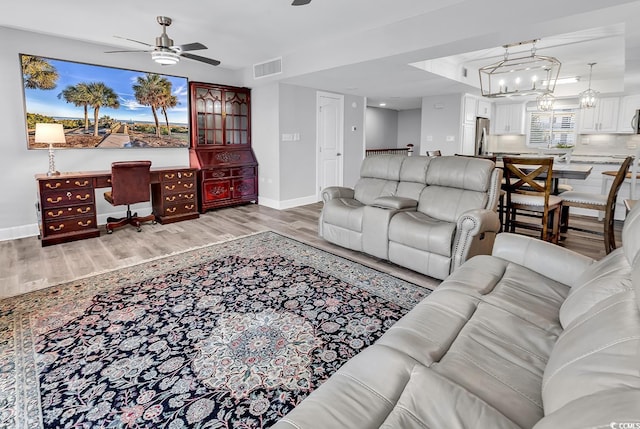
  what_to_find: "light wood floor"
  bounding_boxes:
[0,202,621,299]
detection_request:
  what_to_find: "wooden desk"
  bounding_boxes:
[36,166,199,246]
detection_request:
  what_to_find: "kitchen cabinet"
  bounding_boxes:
[460,123,475,155]
[578,97,619,133]
[493,103,525,134]
[616,94,640,133]
[462,94,477,124]
[477,99,492,118]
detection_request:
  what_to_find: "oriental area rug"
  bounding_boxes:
[0,231,431,429]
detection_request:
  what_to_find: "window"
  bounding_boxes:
[527,108,577,147]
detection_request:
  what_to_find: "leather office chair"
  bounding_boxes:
[104,160,156,233]
[502,156,562,244]
[560,156,633,254]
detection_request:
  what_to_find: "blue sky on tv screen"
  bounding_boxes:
[23,56,189,125]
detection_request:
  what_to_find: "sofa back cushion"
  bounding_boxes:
[353,155,404,205]
[354,178,398,205]
[623,198,640,268]
[417,157,493,222]
[397,156,431,200]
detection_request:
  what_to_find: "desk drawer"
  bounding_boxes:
[43,204,94,221]
[159,202,198,217]
[202,169,231,180]
[161,170,196,181]
[43,214,97,237]
[162,192,196,204]
[41,189,94,208]
[40,178,92,191]
[231,166,256,177]
[162,180,196,193]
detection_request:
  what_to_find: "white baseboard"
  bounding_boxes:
[258,194,319,210]
[0,223,40,241]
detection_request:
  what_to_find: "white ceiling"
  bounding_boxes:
[2,0,640,110]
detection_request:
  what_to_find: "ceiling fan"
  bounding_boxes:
[105,16,220,66]
[292,0,312,5]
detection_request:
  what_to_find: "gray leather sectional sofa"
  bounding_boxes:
[276,190,640,429]
[319,155,503,279]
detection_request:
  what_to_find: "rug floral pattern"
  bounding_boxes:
[0,232,430,428]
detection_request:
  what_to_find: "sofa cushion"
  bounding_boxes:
[622,196,640,266]
[396,156,431,200]
[417,186,488,223]
[389,211,456,256]
[542,289,640,415]
[322,198,364,231]
[559,248,633,329]
[360,154,404,180]
[353,178,398,205]
[426,156,494,192]
[371,196,418,210]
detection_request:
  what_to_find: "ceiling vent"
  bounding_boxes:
[254,57,283,79]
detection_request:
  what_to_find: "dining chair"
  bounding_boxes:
[559,156,633,254]
[600,148,640,202]
[502,156,562,243]
[104,160,156,233]
[426,150,442,156]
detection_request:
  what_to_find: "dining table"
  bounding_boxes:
[496,160,592,194]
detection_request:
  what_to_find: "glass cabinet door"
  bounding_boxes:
[195,87,223,145]
[224,91,250,145]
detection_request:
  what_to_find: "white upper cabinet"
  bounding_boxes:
[617,94,640,133]
[477,99,492,119]
[578,97,619,133]
[493,103,525,135]
[462,94,477,124]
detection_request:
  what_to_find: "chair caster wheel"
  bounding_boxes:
[106,230,113,234]
[137,228,142,232]
[152,220,157,225]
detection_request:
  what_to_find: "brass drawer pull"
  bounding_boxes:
[47,197,63,204]
[184,172,194,177]
[49,224,64,232]
[185,204,195,210]
[183,183,194,189]
[78,220,92,227]
[45,182,61,189]
[165,196,176,202]
[47,210,64,218]
[164,173,176,179]
[167,207,177,213]
[75,180,89,187]
[165,185,176,191]
[76,194,91,201]
[185,193,194,199]
[77,207,91,214]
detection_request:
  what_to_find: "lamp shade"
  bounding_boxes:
[34,123,66,144]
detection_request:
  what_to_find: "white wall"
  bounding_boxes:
[420,94,462,155]
[343,95,366,188]
[398,109,422,149]
[252,83,281,206]
[365,107,398,149]
[0,27,243,240]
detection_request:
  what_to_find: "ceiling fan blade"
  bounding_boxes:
[181,52,221,66]
[292,0,311,5]
[178,42,207,52]
[104,49,152,54]
[113,35,154,47]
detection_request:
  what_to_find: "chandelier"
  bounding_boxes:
[537,93,555,111]
[479,40,561,98]
[579,62,599,109]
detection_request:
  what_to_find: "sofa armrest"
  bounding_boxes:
[372,196,418,210]
[321,186,354,202]
[451,209,501,272]
[492,233,595,287]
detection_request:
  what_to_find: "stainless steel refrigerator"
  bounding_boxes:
[475,117,490,155]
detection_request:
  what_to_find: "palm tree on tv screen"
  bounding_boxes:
[85,82,120,137]
[21,55,59,90]
[133,73,174,138]
[58,82,92,131]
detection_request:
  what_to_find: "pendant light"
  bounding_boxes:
[536,67,555,111]
[579,63,599,109]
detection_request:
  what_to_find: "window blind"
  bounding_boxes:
[528,109,577,147]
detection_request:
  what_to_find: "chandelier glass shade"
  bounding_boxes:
[151,49,180,65]
[479,40,561,98]
[579,63,599,109]
[536,92,555,111]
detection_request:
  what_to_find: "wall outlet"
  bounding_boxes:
[426,135,433,142]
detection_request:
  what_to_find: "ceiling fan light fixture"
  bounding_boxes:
[152,50,180,65]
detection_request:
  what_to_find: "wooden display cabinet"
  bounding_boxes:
[189,82,258,213]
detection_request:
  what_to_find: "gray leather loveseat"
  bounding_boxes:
[319,155,503,279]
[276,190,640,429]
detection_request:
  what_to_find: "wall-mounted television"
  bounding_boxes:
[20,54,189,149]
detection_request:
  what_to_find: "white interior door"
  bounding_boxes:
[317,92,344,197]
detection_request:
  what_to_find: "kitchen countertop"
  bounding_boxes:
[491,151,629,164]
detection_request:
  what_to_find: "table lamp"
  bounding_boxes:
[35,123,66,176]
